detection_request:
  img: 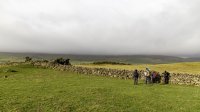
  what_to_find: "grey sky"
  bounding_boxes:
[0,0,200,56]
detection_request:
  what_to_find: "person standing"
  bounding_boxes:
[144,70,150,84]
[163,71,170,84]
[157,72,161,83]
[152,71,157,83]
[145,68,151,84]
[133,69,139,85]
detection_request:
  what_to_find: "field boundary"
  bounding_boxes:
[30,62,200,86]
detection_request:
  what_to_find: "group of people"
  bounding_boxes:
[133,68,170,85]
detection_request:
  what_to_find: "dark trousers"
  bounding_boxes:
[164,78,169,84]
[145,76,151,84]
[134,77,138,85]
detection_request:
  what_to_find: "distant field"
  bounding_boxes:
[77,62,200,74]
[0,57,24,63]
[0,64,200,111]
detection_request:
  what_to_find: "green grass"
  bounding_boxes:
[0,65,200,112]
[77,62,200,74]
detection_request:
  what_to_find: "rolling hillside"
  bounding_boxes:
[0,52,200,64]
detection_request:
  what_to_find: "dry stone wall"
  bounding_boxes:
[32,62,200,86]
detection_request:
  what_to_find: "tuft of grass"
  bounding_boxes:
[4,69,18,73]
[0,65,200,111]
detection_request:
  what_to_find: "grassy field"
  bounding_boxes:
[0,64,200,112]
[77,62,200,74]
[0,56,24,63]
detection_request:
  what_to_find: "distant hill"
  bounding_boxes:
[0,52,200,64]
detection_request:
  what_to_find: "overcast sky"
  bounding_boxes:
[0,0,200,56]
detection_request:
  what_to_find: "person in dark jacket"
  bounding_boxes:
[163,71,170,84]
[152,71,157,83]
[133,69,139,85]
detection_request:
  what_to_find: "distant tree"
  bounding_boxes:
[42,60,49,63]
[93,61,130,65]
[53,58,71,65]
[25,56,32,62]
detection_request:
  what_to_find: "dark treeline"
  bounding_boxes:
[93,61,131,65]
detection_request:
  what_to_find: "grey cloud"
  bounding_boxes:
[0,0,200,56]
